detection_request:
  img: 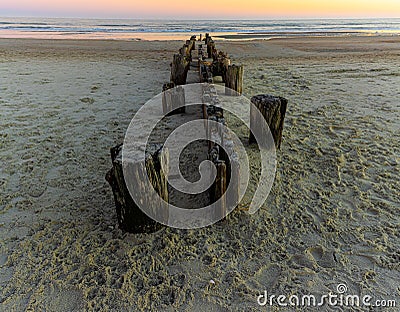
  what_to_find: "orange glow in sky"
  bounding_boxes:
[1,0,400,18]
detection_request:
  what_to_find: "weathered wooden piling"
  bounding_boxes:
[179,44,191,58]
[162,82,175,91]
[162,85,185,115]
[207,39,216,59]
[227,158,240,208]
[170,54,190,85]
[212,51,231,82]
[249,94,288,149]
[225,64,244,95]
[221,58,231,82]
[205,33,211,45]
[190,36,196,51]
[213,160,227,220]
[198,44,204,60]
[106,144,169,233]
[200,61,213,83]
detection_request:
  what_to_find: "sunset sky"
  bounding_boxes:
[1,0,400,18]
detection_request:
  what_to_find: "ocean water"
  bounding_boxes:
[0,17,400,40]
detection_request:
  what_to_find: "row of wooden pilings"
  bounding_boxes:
[106,34,287,233]
[169,33,244,95]
[164,34,243,224]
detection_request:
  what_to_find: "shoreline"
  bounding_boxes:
[1,35,399,59]
[0,29,399,41]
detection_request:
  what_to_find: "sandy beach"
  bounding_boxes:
[0,35,399,311]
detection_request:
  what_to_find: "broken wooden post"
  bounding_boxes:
[171,54,190,85]
[162,85,185,115]
[225,64,244,95]
[162,82,175,91]
[221,57,231,82]
[205,33,210,44]
[212,52,231,82]
[207,145,226,220]
[185,40,192,53]
[199,59,213,83]
[214,160,227,220]
[249,94,288,149]
[179,44,190,58]
[106,144,169,233]
[190,36,196,50]
[227,158,240,209]
[207,39,216,59]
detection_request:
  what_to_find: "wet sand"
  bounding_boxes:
[0,36,399,311]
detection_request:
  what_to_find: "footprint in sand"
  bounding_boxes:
[290,253,318,270]
[91,85,99,93]
[21,177,48,198]
[253,264,281,289]
[307,245,339,269]
[0,253,8,266]
[308,246,324,261]
[80,97,95,104]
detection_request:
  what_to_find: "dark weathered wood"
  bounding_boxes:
[170,54,190,85]
[214,161,227,220]
[162,85,185,115]
[221,57,231,82]
[162,82,175,92]
[212,53,231,82]
[249,94,288,149]
[227,158,240,209]
[179,44,189,57]
[225,64,244,95]
[207,39,216,59]
[106,144,169,233]
[199,60,213,83]
[205,33,210,44]
[198,44,205,67]
[188,38,196,51]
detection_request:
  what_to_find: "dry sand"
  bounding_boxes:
[0,36,399,311]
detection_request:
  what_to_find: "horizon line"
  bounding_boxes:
[2,15,400,20]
